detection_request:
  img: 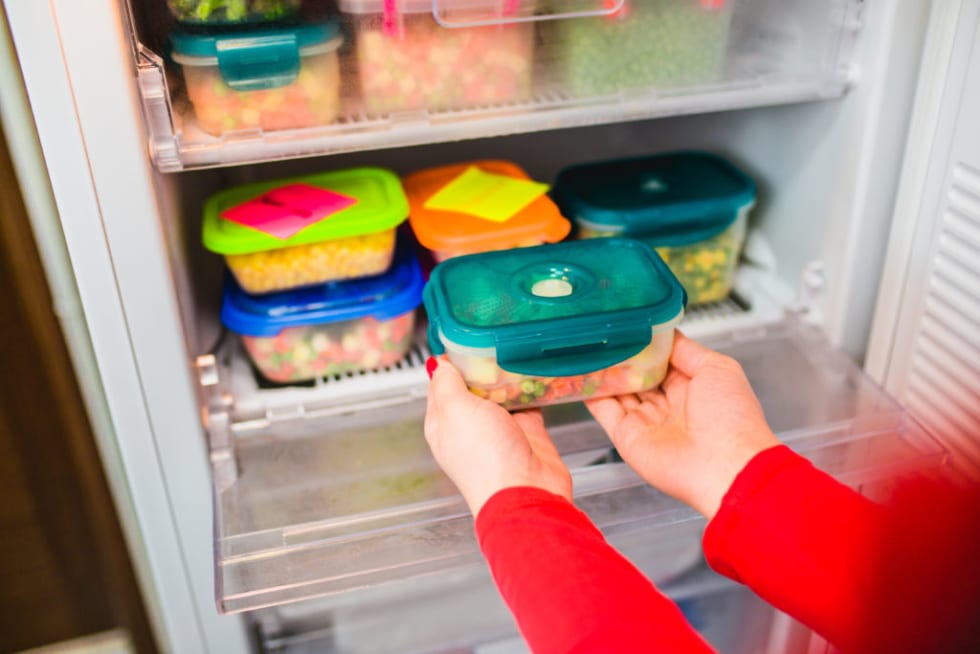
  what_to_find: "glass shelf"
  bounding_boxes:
[135,0,862,171]
[205,320,946,614]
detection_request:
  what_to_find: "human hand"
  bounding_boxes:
[424,357,573,516]
[585,332,779,520]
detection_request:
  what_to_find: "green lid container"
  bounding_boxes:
[424,238,686,377]
[552,151,756,246]
[202,167,408,255]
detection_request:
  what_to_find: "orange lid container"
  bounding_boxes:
[404,160,571,258]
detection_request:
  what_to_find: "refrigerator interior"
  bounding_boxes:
[3,0,953,650]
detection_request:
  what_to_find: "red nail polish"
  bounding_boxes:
[425,356,438,379]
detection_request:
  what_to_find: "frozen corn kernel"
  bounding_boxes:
[242,311,416,383]
[225,229,397,294]
[578,219,744,305]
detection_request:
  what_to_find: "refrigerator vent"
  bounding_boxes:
[904,162,980,475]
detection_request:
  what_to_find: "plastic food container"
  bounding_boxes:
[203,167,409,294]
[170,22,342,135]
[221,241,424,383]
[339,0,535,114]
[552,152,755,305]
[544,0,734,96]
[424,238,686,409]
[167,0,301,25]
[404,160,571,263]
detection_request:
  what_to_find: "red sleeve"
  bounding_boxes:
[476,487,714,654]
[703,444,980,653]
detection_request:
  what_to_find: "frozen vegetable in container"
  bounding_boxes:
[543,0,734,96]
[339,0,535,114]
[202,167,409,294]
[552,151,755,305]
[404,160,571,262]
[167,0,301,25]
[424,238,686,410]
[169,21,342,135]
[221,240,424,383]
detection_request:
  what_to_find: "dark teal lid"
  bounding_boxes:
[424,238,686,377]
[552,152,756,246]
[169,21,341,92]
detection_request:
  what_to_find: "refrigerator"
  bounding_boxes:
[1,0,977,651]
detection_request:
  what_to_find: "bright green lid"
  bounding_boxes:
[202,168,408,255]
[552,151,756,246]
[424,238,686,376]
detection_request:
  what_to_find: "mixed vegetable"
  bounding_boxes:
[242,311,416,382]
[167,0,300,24]
[450,333,673,410]
[353,16,533,114]
[225,229,397,294]
[182,49,340,135]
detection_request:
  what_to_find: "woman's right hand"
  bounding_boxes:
[585,332,780,520]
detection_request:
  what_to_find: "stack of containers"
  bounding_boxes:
[339,0,536,114]
[542,0,735,97]
[167,1,344,136]
[203,168,425,383]
[424,238,687,409]
[403,160,570,263]
[552,151,755,305]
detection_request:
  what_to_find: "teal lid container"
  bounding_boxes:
[424,238,686,377]
[169,21,342,92]
[551,151,756,247]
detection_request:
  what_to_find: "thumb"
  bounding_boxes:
[426,357,475,411]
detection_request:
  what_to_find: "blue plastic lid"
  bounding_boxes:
[552,152,756,246]
[424,238,686,377]
[169,21,342,92]
[221,240,423,337]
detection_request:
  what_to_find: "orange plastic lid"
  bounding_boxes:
[404,160,571,255]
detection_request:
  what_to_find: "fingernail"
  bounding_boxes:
[425,356,438,380]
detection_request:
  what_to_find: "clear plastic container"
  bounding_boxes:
[543,0,735,96]
[202,168,409,294]
[222,241,424,383]
[404,160,570,262]
[553,151,755,305]
[339,0,535,114]
[170,22,342,136]
[424,238,686,409]
[166,0,301,25]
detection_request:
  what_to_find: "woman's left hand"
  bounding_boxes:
[424,357,572,515]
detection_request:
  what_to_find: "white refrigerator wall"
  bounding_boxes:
[0,0,948,652]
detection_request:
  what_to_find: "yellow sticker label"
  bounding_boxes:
[423,166,550,223]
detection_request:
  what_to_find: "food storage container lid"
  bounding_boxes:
[170,21,342,91]
[424,238,685,376]
[202,167,409,255]
[221,239,424,336]
[405,160,570,255]
[552,152,756,246]
[338,0,524,16]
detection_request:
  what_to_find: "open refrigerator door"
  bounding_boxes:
[2,0,969,652]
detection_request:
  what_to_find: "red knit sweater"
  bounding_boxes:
[475,445,980,653]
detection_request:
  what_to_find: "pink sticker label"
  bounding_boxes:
[221,184,358,240]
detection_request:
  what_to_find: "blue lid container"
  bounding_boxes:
[222,240,424,337]
[170,20,342,92]
[552,151,756,246]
